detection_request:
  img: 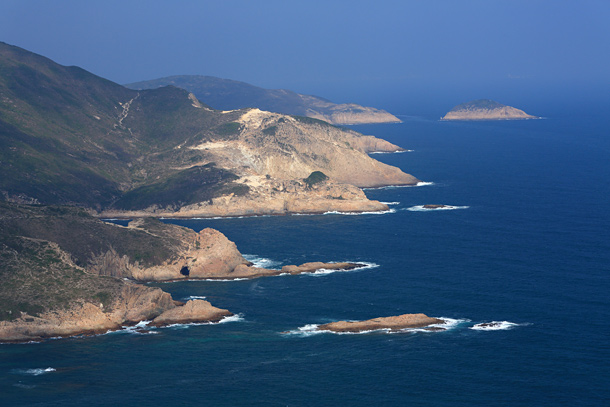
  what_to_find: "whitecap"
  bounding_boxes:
[406,205,470,212]
[243,254,282,270]
[11,367,56,376]
[380,201,400,205]
[470,321,525,331]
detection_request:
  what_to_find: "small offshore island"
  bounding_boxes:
[317,314,444,333]
[441,99,538,120]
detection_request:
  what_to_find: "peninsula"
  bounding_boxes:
[127,75,401,125]
[0,202,369,342]
[0,42,418,219]
[441,99,537,120]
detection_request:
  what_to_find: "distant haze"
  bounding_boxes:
[0,0,608,113]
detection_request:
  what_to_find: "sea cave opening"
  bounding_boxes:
[180,266,190,276]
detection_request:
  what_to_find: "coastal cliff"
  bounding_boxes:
[441,99,537,120]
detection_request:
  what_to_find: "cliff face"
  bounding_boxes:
[126,75,401,125]
[441,99,537,120]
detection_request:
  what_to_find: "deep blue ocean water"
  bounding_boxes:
[1,103,609,406]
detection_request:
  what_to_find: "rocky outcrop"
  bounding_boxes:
[423,205,450,209]
[185,109,418,189]
[88,224,250,281]
[318,313,444,333]
[150,299,232,327]
[0,284,231,342]
[441,99,537,121]
[212,261,367,280]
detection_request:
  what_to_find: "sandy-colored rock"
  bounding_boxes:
[0,284,177,342]
[318,313,444,333]
[150,299,232,327]
[201,261,368,280]
[99,178,392,220]
[184,109,418,188]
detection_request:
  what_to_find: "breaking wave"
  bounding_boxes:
[301,261,379,277]
[164,313,245,329]
[363,182,434,191]
[470,321,527,331]
[369,149,413,154]
[284,317,470,336]
[406,205,470,212]
[243,254,282,270]
[183,295,207,301]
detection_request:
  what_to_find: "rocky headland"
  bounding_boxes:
[0,203,370,342]
[317,313,444,333]
[126,75,401,125]
[441,99,537,121]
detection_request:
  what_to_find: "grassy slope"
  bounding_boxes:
[0,202,195,321]
[0,42,245,210]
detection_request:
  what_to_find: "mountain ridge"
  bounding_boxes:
[126,75,401,125]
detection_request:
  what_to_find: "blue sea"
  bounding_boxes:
[2,99,609,406]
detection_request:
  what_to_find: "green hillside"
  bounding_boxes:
[0,42,246,209]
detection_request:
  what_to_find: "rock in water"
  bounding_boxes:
[318,313,444,333]
[441,99,537,120]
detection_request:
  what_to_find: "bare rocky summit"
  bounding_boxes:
[318,313,444,333]
[441,99,537,121]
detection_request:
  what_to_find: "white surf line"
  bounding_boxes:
[470,321,529,331]
[283,317,470,336]
[405,205,469,212]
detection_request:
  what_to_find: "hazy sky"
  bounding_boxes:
[1,0,608,107]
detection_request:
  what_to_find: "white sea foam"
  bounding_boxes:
[282,324,326,337]
[12,367,56,376]
[301,261,379,277]
[113,321,159,335]
[286,317,470,336]
[406,205,470,212]
[363,182,434,191]
[322,208,396,216]
[394,317,471,333]
[183,295,207,301]
[243,254,282,270]
[470,321,525,331]
[380,201,400,205]
[164,313,245,329]
[369,149,413,154]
